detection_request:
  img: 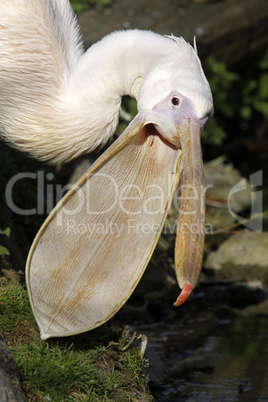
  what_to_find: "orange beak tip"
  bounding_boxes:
[173,281,193,307]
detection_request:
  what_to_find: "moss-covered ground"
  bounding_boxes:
[0,282,152,401]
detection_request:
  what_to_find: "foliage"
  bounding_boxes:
[203,51,268,145]
[206,57,240,118]
[0,284,149,401]
[0,227,10,256]
[70,0,112,13]
[118,97,138,134]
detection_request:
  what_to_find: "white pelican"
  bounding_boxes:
[0,0,213,339]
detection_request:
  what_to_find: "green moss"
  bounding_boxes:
[70,0,112,13]
[0,284,151,401]
[0,283,36,331]
[15,341,118,400]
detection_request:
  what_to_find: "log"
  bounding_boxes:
[78,0,268,68]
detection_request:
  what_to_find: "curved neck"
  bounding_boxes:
[70,30,174,99]
[5,30,178,164]
[50,30,177,163]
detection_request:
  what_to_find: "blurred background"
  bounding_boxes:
[0,0,268,400]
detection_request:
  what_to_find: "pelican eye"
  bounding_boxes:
[171,96,180,106]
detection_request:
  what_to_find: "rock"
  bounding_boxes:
[204,157,253,232]
[204,232,268,284]
[205,157,252,213]
[0,331,27,401]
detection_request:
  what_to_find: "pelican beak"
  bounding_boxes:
[173,118,206,306]
[26,96,207,339]
[139,97,207,307]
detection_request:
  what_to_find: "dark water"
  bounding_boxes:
[134,295,268,401]
[137,138,268,401]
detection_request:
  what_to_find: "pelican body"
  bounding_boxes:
[0,0,213,339]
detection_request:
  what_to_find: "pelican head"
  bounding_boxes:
[137,36,213,119]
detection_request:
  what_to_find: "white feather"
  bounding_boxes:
[0,0,213,164]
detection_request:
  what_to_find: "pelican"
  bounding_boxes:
[0,0,213,339]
